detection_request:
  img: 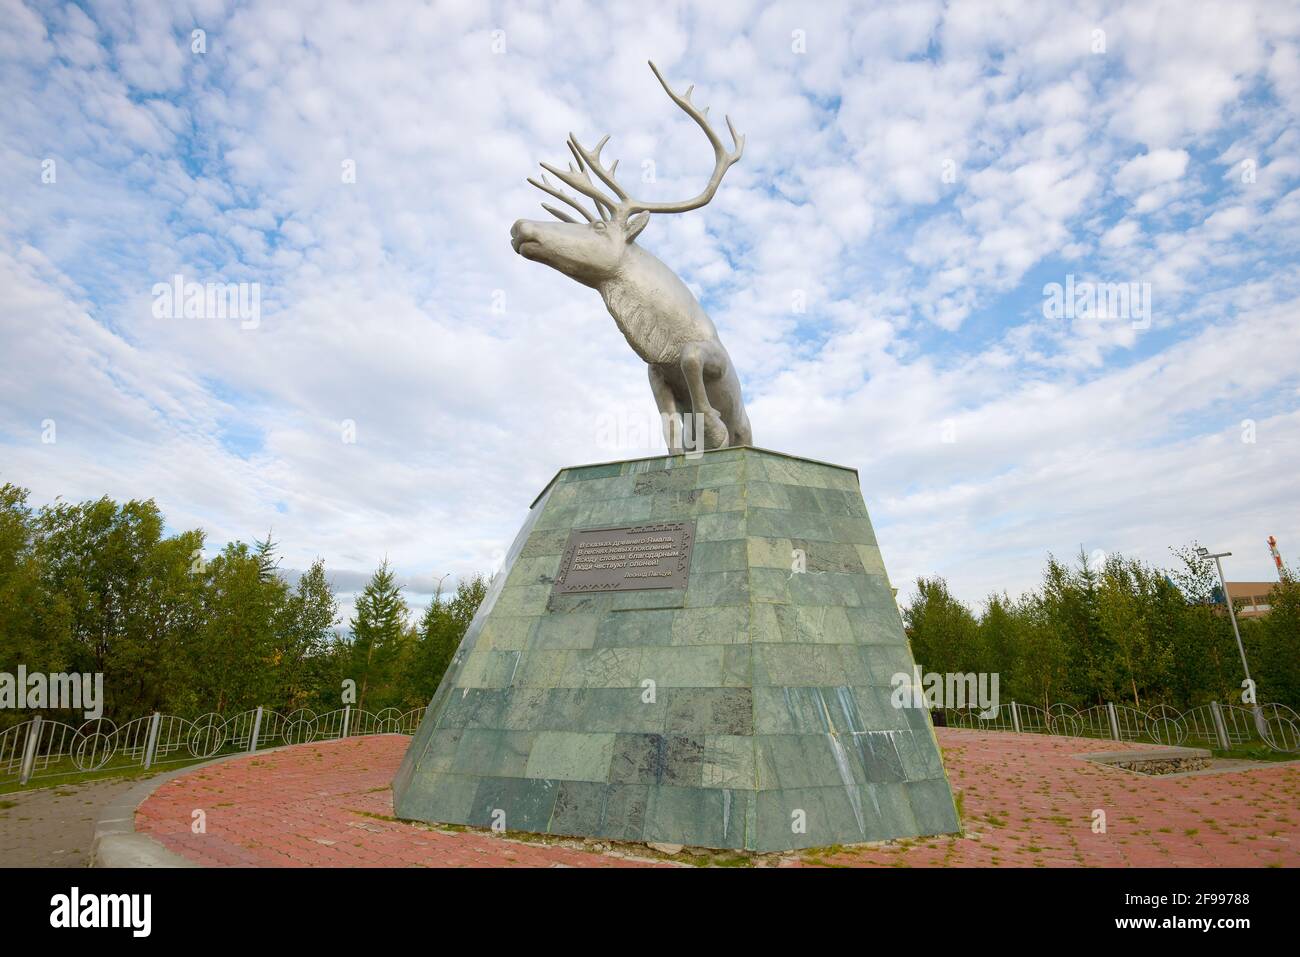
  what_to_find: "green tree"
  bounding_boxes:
[189,541,287,714]
[348,560,410,711]
[0,485,74,729]
[1254,569,1300,707]
[1168,544,1249,704]
[29,496,201,718]
[274,559,339,710]
[1013,594,1072,713]
[408,575,488,705]
[902,577,981,675]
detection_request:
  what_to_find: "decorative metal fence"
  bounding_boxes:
[0,705,426,788]
[4,697,1296,789]
[942,700,1300,754]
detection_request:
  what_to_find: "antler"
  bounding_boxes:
[527,61,744,223]
[625,61,745,215]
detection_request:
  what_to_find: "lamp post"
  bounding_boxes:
[1197,546,1254,693]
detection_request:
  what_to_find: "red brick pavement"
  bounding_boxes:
[133,730,1300,868]
[810,729,1299,868]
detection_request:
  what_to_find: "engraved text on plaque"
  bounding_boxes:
[552,522,695,594]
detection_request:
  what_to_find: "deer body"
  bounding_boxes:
[599,244,710,365]
[510,61,752,452]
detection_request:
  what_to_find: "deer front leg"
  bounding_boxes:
[648,364,686,453]
[679,341,730,450]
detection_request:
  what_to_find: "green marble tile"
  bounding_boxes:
[906,778,961,834]
[595,608,677,647]
[607,733,703,787]
[754,645,872,687]
[695,510,746,542]
[684,570,749,607]
[607,589,686,611]
[586,496,654,524]
[744,480,791,510]
[492,584,551,616]
[503,553,562,588]
[844,605,909,644]
[697,458,743,487]
[637,645,728,687]
[562,462,624,482]
[721,645,751,687]
[746,536,796,570]
[434,688,508,728]
[394,770,479,823]
[561,647,642,688]
[468,776,560,832]
[746,507,832,542]
[665,687,754,735]
[671,605,750,645]
[862,781,921,839]
[524,731,615,782]
[792,539,866,574]
[457,649,521,688]
[649,488,719,519]
[757,734,850,789]
[518,527,570,559]
[548,780,648,841]
[787,570,863,607]
[529,612,601,650]
[415,727,464,773]
[702,735,756,789]
[749,567,791,604]
[643,784,747,849]
[631,465,700,495]
[573,687,668,734]
[478,615,538,651]
[452,728,534,777]
[691,538,748,573]
[853,543,888,577]
[861,644,917,686]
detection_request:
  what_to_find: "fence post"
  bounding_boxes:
[18,716,43,786]
[1210,700,1231,750]
[142,711,162,769]
[1107,702,1121,741]
[341,704,351,739]
[1010,701,1022,734]
[249,706,264,754]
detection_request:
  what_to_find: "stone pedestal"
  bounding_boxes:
[392,447,959,851]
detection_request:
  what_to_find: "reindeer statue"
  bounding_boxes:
[510,61,752,452]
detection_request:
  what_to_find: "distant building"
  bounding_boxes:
[1225,581,1278,619]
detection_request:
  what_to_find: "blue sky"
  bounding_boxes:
[1,0,1298,620]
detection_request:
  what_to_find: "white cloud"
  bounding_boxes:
[1,0,1298,607]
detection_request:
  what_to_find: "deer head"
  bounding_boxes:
[510,61,744,288]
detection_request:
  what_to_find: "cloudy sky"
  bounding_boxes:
[1,0,1298,622]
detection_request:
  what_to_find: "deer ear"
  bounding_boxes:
[623,211,650,243]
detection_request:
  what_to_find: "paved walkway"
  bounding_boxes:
[131,730,1300,868]
[1,776,144,867]
[812,730,1298,867]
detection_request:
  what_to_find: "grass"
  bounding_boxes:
[0,752,221,795]
[1210,745,1298,763]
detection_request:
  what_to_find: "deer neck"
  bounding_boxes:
[596,244,698,365]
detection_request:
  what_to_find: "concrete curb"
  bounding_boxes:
[90,741,325,868]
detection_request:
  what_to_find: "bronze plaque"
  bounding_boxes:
[552,522,695,594]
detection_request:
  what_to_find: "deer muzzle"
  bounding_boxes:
[510,219,538,255]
